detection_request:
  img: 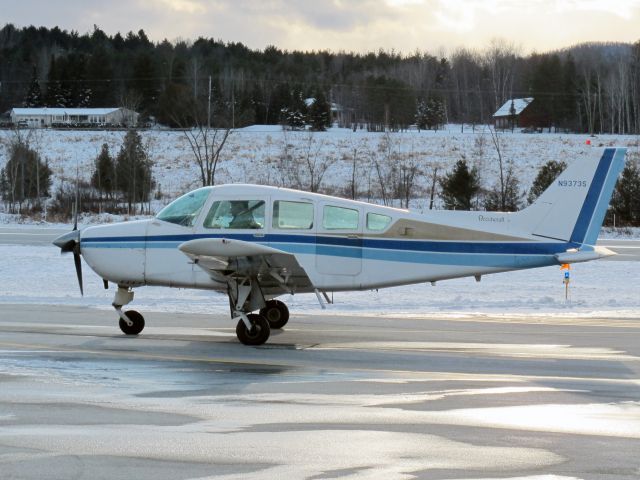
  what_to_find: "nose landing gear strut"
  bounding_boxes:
[112,286,145,335]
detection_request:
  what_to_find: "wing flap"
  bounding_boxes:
[178,237,315,294]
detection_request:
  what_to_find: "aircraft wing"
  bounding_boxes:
[178,238,315,295]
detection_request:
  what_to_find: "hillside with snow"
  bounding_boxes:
[1,125,639,222]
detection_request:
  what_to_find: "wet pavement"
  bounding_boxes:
[0,304,639,479]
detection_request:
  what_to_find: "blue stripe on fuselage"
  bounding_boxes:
[82,232,574,257]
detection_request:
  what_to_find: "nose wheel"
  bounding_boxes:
[119,310,145,335]
[260,300,289,329]
[112,286,145,336]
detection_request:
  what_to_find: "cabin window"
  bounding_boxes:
[323,205,359,230]
[204,200,265,229]
[156,188,210,227]
[366,212,392,231]
[273,201,313,229]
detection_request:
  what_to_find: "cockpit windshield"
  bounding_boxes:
[156,188,210,227]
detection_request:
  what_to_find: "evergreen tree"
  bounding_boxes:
[86,47,114,106]
[24,66,42,107]
[527,160,567,204]
[610,160,640,226]
[439,158,480,210]
[115,130,154,212]
[91,143,116,199]
[307,90,331,131]
[157,82,195,127]
[0,140,52,212]
[560,55,578,130]
[281,86,307,130]
[484,166,523,212]
[44,56,64,107]
[268,83,292,125]
[131,53,158,116]
[365,76,415,131]
[416,97,446,130]
[528,54,563,130]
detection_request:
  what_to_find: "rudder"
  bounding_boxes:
[516,148,627,244]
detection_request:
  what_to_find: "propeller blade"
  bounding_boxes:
[52,230,83,296]
[73,164,80,231]
[73,245,83,296]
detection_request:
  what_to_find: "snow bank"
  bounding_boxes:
[1,244,637,318]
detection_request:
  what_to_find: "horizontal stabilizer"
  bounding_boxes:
[555,246,616,264]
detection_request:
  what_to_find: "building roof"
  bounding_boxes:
[11,108,122,116]
[493,98,533,117]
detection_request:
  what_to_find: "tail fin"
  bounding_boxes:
[516,147,627,245]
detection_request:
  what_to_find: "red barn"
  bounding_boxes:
[492,98,536,130]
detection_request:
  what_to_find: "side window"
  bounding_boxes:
[203,200,265,229]
[323,205,359,230]
[366,212,392,231]
[273,201,314,229]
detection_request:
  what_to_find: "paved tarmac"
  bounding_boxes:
[1,304,639,479]
[0,226,68,246]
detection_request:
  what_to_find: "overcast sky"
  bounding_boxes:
[4,0,640,54]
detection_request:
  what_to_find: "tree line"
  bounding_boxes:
[1,129,154,217]
[1,129,638,226]
[1,24,640,133]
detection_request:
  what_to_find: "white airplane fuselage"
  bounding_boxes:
[81,203,560,294]
[79,146,626,295]
[55,147,626,345]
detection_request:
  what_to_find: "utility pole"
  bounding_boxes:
[193,60,198,101]
[207,75,212,130]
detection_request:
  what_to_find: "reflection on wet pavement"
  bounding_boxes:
[1,305,640,479]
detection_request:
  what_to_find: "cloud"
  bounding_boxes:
[2,0,639,53]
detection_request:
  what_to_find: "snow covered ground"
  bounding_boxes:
[1,243,637,319]
[1,124,639,220]
[1,126,637,319]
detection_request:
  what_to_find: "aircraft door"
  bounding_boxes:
[315,203,363,276]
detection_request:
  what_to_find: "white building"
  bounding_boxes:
[10,107,139,128]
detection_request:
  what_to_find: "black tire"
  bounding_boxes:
[236,313,271,346]
[259,300,289,329]
[119,310,145,335]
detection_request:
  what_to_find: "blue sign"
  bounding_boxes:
[564,271,570,279]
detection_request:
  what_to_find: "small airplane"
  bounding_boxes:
[54,147,627,345]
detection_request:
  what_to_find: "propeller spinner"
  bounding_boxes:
[53,229,83,295]
[53,184,83,295]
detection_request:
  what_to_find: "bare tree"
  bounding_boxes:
[346,138,368,200]
[428,166,439,210]
[183,126,232,186]
[372,132,421,208]
[118,90,143,127]
[488,126,507,210]
[483,39,519,111]
[169,89,233,187]
[290,132,334,193]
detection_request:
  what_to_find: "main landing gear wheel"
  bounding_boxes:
[119,310,145,335]
[236,313,271,346]
[260,300,290,329]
